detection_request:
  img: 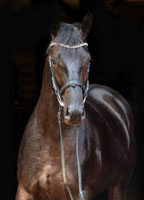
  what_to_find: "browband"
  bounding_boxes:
[49,42,88,49]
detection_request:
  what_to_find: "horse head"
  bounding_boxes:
[47,13,93,126]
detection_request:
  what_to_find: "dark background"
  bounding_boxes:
[1,0,144,199]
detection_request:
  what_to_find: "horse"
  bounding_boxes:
[16,13,136,200]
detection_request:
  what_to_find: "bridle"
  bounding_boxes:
[47,42,90,200]
[48,42,90,107]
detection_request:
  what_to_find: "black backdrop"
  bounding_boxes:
[1,0,144,199]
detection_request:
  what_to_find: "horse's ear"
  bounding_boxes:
[81,12,93,39]
[50,22,60,38]
[50,34,55,41]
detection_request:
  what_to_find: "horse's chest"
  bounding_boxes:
[35,162,77,199]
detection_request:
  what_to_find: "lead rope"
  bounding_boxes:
[58,106,74,200]
[76,129,85,200]
[57,106,85,200]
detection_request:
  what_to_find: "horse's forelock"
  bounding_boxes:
[54,23,83,46]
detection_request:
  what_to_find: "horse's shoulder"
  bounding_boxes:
[19,108,39,155]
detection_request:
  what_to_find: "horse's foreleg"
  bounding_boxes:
[16,184,33,200]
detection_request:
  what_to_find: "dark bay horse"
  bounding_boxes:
[16,13,136,200]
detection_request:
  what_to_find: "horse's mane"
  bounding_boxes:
[54,23,83,46]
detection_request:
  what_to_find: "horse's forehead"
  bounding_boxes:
[58,49,89,66]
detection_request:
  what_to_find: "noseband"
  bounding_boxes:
[48,42,90,107]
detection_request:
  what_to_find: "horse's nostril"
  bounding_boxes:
[82,110,84,116]
[81,106,84,114]
[81,110,85,119]
[65,106,85,122]
[65,108,71,119]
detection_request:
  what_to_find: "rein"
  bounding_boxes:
[48,42,88,200]
[58,107,85,200]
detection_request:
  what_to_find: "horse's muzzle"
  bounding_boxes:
[64,105,85,126]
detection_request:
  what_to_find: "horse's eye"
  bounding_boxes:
[51,58,57,65]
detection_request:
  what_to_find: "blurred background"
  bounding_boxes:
[1,0,144,199]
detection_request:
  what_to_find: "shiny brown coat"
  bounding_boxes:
[16,13,136,200]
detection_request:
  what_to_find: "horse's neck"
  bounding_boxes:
[36,65,60,138]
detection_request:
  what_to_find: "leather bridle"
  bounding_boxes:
[47,42,90,200]
[48,42,90,107]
